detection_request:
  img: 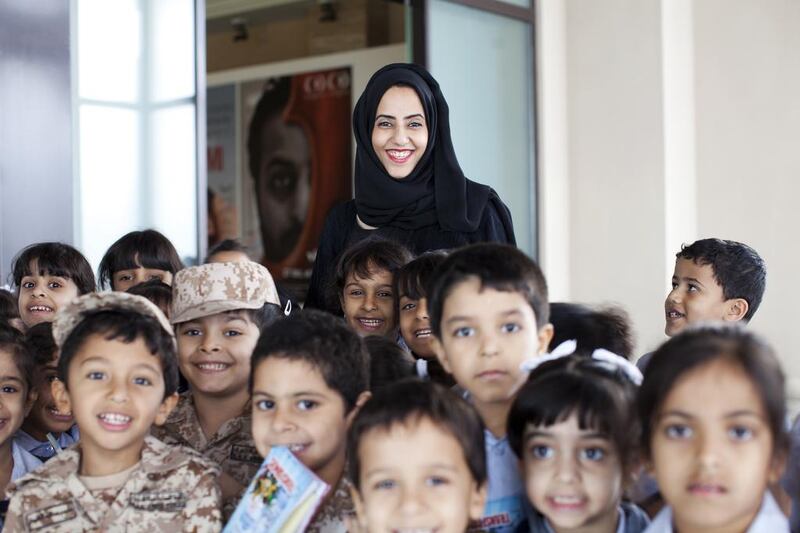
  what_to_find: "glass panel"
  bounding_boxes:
[78,105,142,268]
[77,0,142,102]
[497,0,530,7]
[428,0,535,254]
[149,0,196,102]
[149,105,198,263]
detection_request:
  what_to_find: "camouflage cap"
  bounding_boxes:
[53,292,175,349]
[170,261,280,324]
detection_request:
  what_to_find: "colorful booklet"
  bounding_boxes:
[223,446,330,533]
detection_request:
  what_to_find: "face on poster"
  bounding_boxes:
[207,67,352,298]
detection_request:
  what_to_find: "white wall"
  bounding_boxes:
[537,0,800,401]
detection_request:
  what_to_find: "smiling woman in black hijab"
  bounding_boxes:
[305,63,515,311]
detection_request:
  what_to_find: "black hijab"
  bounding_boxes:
[353,63,509,233]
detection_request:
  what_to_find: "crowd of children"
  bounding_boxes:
[0,227,793,532]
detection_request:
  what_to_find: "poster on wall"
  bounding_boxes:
[207,67,353,301]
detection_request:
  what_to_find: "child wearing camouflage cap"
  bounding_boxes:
[3,292,223,532]
[150,261,281,515]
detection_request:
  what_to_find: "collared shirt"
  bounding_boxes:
[643,492,789,533]
[13,426,80,461]
[306,475,355,533]
[523,502,650,533]
[149,392,261,510]
[3,435,222,532]
[471,429,526,533]
[10,442,43,483]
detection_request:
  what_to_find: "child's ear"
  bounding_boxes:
[469,480,488,522]
[349,485,369,533]
[154,392,179,426]
[345,391,372,428]
[51,379,72,416]
[724,298,749,323]
[537,323,555,354]
[768,448,788,485]
[24,387,39,417]
[430,336,453,375]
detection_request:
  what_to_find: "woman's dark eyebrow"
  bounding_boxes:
[375,113,425,121]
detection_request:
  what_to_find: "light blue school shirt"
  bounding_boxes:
[477,429,526,533]
[13,426,79,460]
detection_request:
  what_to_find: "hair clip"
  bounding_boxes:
[416,358,429,378]
[519,339,643,385]
[284,300,292,316]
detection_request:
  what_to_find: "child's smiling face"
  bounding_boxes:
[522,414,622,532]
[340,264,397,338]
[251,357,363,486]
[0,350,35,450]
[352,416,486,533]
[650,359,780,533]
[52,334,176,474]
[433,277,553,408]
[176,311,260,399]
[664,258,744,336]
[18,260,80,327]
[398,296,435,358]
[22,359,74,440]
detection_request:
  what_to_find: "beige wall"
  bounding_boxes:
[537,0,800,402]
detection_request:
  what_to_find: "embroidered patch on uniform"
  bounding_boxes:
[230,444,262,464]
[130,491,187,512]
[24,502,78,530]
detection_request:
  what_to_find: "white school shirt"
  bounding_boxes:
[643,492,789,533]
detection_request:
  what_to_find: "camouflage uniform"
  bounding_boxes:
[150,393,261,513]
[306,475,356,533]
[3,436,222,532]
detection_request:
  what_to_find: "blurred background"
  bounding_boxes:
[1,0,798,405]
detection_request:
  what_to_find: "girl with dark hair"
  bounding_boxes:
[97,229,184,291]
[305,63,515,311]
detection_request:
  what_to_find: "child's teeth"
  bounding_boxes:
[100,413,131,424]
[288,444,307,452]
[198,363,227,370]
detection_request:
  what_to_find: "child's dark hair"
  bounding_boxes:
[0,289,20,321]
[676,238,766,322]
[549,303,634,360]
[250,309,369,411]
[638,324,786,458]
[395,250,448,302]
[508,355,640,475]
[12,242,96,294]
[127,279,173,318]
[363,336,416,392]
[205,239,251,263]
[58,308,179,398]
[0,324,35,392]
[98,229,184,290]
[330,238,412,313]
[347,379,487,490]
[25,321,57,368]
[428,243,549,338]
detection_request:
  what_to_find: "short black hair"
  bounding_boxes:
[25,321,57,368]
[98,229,184,290]
[126,279,173,319]
[549,303,634,360]
[250,309,369,411]
[12,242,96,295]
[347,379,487,491]
[395,250,449,302]
[428,243,549,338]
[58,308,179,398]
[244,303,284,331]
[205,239,251,263]
[330,237,412,313]
[638,324,786,458]
[676,238,766,322]
[508,355,640,474]
[363,335,415,392]
[0,324,35,392]
[0,289,20,321]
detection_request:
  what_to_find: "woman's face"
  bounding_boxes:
[371,86,428,179]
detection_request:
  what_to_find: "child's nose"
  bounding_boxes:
[361,293,377,312]
[555,455,579,482]
[200,334,222,353]
[108,378,129,403]
[480,331,500,357]
[415,298,430,321]
[398,484,426,515]
[696,431,723,471]
[270,406,295,433]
